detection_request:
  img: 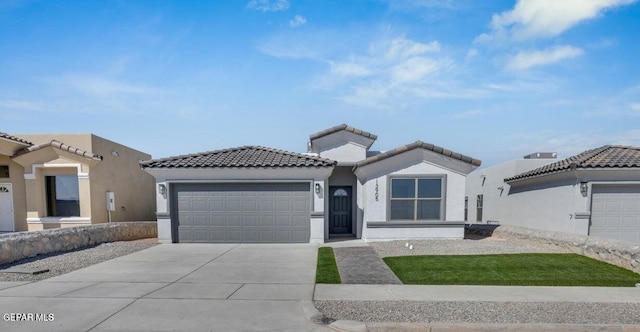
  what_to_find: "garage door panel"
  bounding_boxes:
[243,215,258,227]
[591,185,640,243]
[173,183,310,243]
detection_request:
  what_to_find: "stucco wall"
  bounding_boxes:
[465,158,558,224]
[319,142,367,164]
[507,180,590,235]
[88,135,155,223]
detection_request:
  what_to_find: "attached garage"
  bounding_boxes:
[590,185,640,243]
[172,183,311,243]
[141,145,336,243]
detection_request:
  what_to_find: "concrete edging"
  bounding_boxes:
[466,224,640,273]
[0,222,157,266]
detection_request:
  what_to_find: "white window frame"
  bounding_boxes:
[388,176,446,221]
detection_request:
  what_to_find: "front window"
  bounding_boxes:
[464,196,468,221]
[46,175,80,217]
[390,177,444,220]
[0,165,8,178]
[476,194,483,222]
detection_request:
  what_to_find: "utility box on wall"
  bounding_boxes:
[106,192,115,212]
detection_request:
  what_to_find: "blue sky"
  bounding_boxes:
[1,0,639,167]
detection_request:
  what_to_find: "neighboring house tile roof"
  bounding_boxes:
[355,140,482,168]
[0,132,32,146]
[12,140,103,161]
[140,146,337,168]
[309,123,378,141]
[505,145,640,183]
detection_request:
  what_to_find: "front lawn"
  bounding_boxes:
[316,247,341,284]
[383,253,640,287]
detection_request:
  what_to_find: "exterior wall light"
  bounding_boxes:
[158,183,167,196]
[579,182,588,197]
[315,183,321,194]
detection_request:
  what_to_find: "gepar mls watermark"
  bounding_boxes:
[3,313,55,322]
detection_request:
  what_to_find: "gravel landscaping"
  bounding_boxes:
[314,301,640,325]
[0,238,158,282]
[369,234,567,257]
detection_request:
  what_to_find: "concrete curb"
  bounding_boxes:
[328,321,640,331]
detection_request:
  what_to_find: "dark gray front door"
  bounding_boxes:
[329,186,352,234]
[172,183,310,243]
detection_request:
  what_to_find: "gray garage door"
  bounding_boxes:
[590,185,640,243]
[172,183,310,243]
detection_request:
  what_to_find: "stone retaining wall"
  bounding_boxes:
[466,224,640,273]
[0,222,157,266]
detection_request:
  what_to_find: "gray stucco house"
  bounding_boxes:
[141,124,481,243]
[466,145,640,244]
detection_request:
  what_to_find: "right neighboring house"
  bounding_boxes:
[466,145,640,244]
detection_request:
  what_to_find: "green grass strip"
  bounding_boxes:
[316,247,341,284]
[383,253,640,287]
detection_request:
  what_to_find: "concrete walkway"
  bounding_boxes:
[0,244,329,332]
[333,246,401,284]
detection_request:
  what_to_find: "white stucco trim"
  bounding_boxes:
[27,217,91,224]
[24,163,88,180]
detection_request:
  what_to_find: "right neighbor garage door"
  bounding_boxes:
[173,183,310,243]
[590,185,640,243]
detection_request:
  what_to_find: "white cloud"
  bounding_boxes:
[246,0,289,12]
[386,39,440,59]
[330,62,371,77]
[506,45,584,71]
[483,0,637,41]
[630,102,640,112]
[289,15,306,28]
[465,48,478,61]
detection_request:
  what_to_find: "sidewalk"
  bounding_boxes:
[314,284,640,302]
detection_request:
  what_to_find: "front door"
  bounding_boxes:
[0,183,15,232]
[329,186,352,235]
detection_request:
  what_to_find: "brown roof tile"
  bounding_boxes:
[356,140,481,168]
[309,124,378,141]
[0,132,32,146]
[140,146,336,169]
[505,145,640,183]
[12,140,103,161]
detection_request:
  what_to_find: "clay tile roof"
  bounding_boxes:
[505,145,640,183]
[309,123,378,141]
[12,140,103,161]
[140,146,337,169]
[0,132,32,146]
[356,140,481,168]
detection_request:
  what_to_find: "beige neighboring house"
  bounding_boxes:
[0,132,156,232]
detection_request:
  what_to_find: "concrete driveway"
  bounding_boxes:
[0,244,328,332]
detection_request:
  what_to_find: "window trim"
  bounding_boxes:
[388,175,446,221]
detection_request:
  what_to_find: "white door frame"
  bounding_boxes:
[0,183,15,232]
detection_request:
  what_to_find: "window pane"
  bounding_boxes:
[390,200,414,220]
[46,175,80,217]
[0,165,9,178]
[418,179,441,198]
[391,179,415,198]
[417,200,441,220]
